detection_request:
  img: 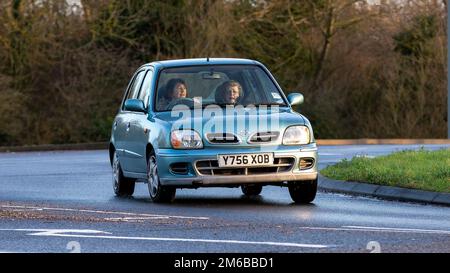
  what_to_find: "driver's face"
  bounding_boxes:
[226,86,240,103]
[173,83,187,99]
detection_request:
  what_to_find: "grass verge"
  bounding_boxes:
[320,148,450,193]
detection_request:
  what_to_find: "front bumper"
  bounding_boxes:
[156,143,318,187]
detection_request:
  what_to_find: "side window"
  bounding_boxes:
[138,70,153,108]
[127,71,145,100]
[122,70,145,110]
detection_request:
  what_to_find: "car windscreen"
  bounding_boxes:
[154,65,287,111]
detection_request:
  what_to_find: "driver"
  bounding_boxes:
[215,80,243,105]
[158,78,188,110]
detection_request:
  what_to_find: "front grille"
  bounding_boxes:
[299,158,315,170]
[195,157,294,176]
[248,131,280,143]
[206,133,239,144]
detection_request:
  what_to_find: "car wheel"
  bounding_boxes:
[112,151,135,196]
[147,153,176,203]
[241,184,263,196]
[288,178,317,204]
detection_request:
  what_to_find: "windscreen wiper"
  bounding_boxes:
[246,102,287,107]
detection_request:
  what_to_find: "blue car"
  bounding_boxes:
[109,58,318,203]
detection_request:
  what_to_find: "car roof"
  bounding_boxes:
[145,58,260,69]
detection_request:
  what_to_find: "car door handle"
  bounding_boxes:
[113,121,118,130]
[126,122,131,132]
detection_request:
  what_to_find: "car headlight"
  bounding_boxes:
[282,126,310,145]
[171,130,203,149]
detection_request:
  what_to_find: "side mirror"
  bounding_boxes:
[287,93,304,106]
[124,99,146,113]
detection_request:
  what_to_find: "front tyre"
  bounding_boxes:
[112,151,135,196]
[241,184,263,196]
[288,178,317,204]
[147,154,176,203]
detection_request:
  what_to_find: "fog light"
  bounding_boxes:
[299,158,314,170]
[169,162,189,175]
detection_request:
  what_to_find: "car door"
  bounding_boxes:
[116,69,146,173]
[113,71,140,163]
[126,68,155,173]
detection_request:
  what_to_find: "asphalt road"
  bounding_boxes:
[0,144,449,253]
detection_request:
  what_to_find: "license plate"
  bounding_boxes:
[218,153,274,168]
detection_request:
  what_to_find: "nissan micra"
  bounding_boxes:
[109,58,318,203]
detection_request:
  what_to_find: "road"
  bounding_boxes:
[0,144,449,253]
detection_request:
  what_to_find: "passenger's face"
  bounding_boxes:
[225,86,240,103]
[173,83,187,99]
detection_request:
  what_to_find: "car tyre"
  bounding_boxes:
[112,151,135,196]
[288,178,317,204]
[147,153,176,203]
[241,184,263,196]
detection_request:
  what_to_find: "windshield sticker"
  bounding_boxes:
[271,92,281,99]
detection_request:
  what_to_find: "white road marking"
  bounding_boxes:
[317,160,344,163]
[0,205,209,221]
[9,208,44,212]
[0,229,329,249]
[354,155,375,158]
[104,217,171,222]
[0,229,112,236]
[296,226,450,235]
[342,226,450,235]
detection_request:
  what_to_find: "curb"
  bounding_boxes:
[0,142,109,153]
[318,175,450,206]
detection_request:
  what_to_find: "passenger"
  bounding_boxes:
[215,80,243,104]
[158,78,188,110]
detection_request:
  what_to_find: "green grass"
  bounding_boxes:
[320,148,450,193]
